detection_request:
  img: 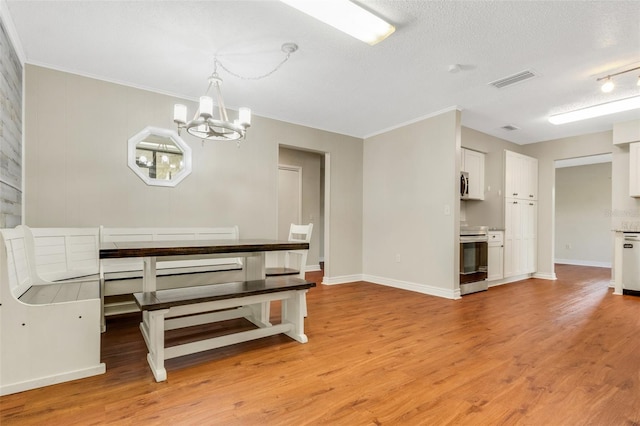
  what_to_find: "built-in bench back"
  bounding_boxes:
[30,228,100,281]
[1,227,34,299]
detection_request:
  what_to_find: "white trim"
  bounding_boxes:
[362,274,460,300]
[0,0,26,64]
[323,153,331,279]
[363,106,462,139]
[554,258,612,268]
[305,264,321,272]
[321,274,362,285]
[0,364,105,396]
[532,272,557,280]
[488,274,536,287]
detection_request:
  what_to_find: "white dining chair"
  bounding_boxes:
[266,223,313,280]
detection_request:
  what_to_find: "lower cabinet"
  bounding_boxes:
[504,199,537,278]
[487,231,504,281]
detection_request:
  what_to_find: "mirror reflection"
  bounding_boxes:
[135,134,184,181]
[128,126,192,187]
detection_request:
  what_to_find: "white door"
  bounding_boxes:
[272,165,302,266]
[278,165,302,239]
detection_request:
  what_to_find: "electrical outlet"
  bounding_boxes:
[565,243,572,249]
[395,254,401,263]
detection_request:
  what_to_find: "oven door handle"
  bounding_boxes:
[460,236,488,243]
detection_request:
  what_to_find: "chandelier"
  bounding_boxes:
[173,43,298,143]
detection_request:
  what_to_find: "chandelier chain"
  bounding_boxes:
[213,45,297,81]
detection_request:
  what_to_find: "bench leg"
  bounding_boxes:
[140,308,169,382]
[282,290,308,343]
[246,302,272,328]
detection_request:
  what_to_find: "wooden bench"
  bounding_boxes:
[133,275,315,382]
[0,226,105,396]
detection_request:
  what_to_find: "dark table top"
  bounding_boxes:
[99,239,309,259]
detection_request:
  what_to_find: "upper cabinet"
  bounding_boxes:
[461,148,485,200]
[505,150,538,200]
[630,142,640,197]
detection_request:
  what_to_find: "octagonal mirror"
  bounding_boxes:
[127,126,192,187]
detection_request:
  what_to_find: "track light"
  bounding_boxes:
[601,77,614,93]
[596,65,640,93]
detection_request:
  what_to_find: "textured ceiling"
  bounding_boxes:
[4,0,640,144]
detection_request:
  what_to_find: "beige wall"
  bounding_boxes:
[461,127,524,228]
[555,162,612,267]
[362,109,461,299]
[522,131,613,279]
[24,65,363,281]
[278,146,322,268]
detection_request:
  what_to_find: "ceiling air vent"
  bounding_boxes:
[501,124,520,131]
[489,70,537,89]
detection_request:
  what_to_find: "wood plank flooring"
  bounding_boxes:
[2,265,639,425]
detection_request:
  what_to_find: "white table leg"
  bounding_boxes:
[143,256,157,292]
[244,252,265,281]
[244,253,270,325]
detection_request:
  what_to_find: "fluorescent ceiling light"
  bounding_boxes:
[280,0,395,45]
[548,95,640,125]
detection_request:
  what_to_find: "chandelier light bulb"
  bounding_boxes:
[601,78,614,93]
[637,76,640,86]
[173,104,187,124]
[238,107,252,127]
[199,96,214,118]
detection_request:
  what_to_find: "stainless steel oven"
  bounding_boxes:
[460,225,488,295]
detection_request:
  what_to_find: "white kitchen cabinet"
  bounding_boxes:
[629,142,640,197]
[503,150,538,278]
[487,231,504,281]
[504,198,537,277]
[505,151,538,201]
[461,148,485,200]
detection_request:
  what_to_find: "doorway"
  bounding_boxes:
[554,153,613,269]
[277,146,326,275]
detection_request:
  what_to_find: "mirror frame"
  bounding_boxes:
[127,126,192,187]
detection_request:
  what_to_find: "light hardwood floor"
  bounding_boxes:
[1,265,639,425]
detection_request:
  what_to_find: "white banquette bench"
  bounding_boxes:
[28,226,244,321]
[0,226,105,396]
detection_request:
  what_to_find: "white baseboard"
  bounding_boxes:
[488,274,536,287]
[0,363,106,396]
[362,274,460,300]
[554,259,612,268]
[305,264,321,272]
[532,272,557,280]
[322,274,363,285]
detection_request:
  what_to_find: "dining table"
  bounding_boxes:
[99,238,310,293]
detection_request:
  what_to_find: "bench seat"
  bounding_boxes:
[133,276,315,381]
[0,226,105,396]
[134,276,315,310]
[19,281,100,304]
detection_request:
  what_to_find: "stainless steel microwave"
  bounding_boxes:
[460,171,469,199]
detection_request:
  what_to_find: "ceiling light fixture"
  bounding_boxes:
[174,43,298,144]
[280,0,395,45]
[601,77,614,93]
[596,65,640,93]
[548,95,640,125]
